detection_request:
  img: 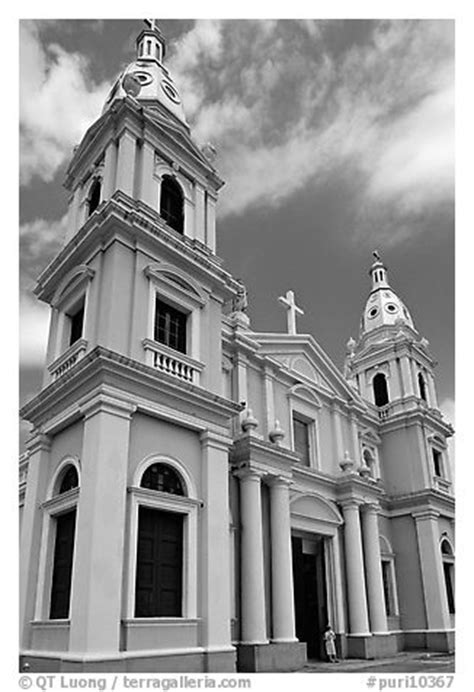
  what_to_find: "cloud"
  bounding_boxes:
[169,19,453,244]
[20,214,68,291]
[20,293,50,368]
[20,20,110,185]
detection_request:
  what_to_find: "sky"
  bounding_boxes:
[19,17,455,440]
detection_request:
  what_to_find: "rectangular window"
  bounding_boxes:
[49,510,76,619]
[135,507,183,617]
[381,560,395,616]
[154,298,187,354]
[443,562,455,614]
[432,449,443,477]
[68,299,85,346]
[293,414,311,467]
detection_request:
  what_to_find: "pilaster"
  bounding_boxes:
[68,396,135,654]
[413,509,451,631]
[361,503,388,634]
[199,432,234,658]
[115,131,136,197]
[20,433,52,650]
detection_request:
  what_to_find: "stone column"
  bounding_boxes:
[332,406,344,466]
[68,396,135,655]
[200,432,234,654]
[400,356,415,397]
[341,500,370,634]
[115,131,136,197]
[361,503,388,633]
[102,139,118,201]
[19,432,51,649]
[413,510,451,630]
[237,469,268,644]
[268,477,297,642]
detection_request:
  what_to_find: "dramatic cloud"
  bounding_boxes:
[20,215,68,368]
[169,19,454,243]
[20,21,109,185]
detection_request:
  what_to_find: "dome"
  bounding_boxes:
[360,252,415,335]
[102,24,188,126]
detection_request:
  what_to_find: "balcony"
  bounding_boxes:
[48,339,88,381]
[433,475,452,495]
[142,338,204,385]
[378,405,390,421]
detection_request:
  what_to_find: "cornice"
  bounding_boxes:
[386,489,455,518]
[20,346,242,430]
[33,193,241,305]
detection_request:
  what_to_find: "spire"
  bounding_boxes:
[369,250,390,292]
[136,19,167,64]
[360,252,415,336]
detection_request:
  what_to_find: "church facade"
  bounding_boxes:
[19,22,455,673]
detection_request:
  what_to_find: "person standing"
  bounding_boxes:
[323,624,338,663]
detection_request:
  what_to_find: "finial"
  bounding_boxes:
[278,290,304,335]
[373,249,381,262]
[241,407,258,433]
[339,450,355,473]
[269,420,285,445]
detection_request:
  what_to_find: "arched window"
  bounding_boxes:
[58,465,79,494]
[140,463,185,495]
[50,464,79,620]
[418,372,427,402]
[160,175,184,234]
[441,539,455,614]
[363,449,377,478]
[373,373,389,407]
[87,178,101,216]
[135,463,185,617]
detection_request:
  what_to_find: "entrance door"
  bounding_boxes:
[135,507,183,617]
[292,535,328,659]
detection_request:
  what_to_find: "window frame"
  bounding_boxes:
[144,264,206,370]
[288,388,321,470]
[440,538,455,615]
[34,459,81,622]
[124,456,200,621]
[379,536,399,618]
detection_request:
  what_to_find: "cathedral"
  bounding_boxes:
[19,21,455,673]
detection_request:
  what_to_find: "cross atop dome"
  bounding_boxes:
[278,290,304,335]
[136,18,166,62]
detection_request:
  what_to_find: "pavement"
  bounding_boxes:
[300,651,455,673]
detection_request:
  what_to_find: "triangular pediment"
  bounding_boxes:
[252,332,367,406]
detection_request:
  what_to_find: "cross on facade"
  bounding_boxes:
[278,290,304,335]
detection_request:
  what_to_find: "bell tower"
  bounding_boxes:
[344,252,453,495]
[20,20,242,673]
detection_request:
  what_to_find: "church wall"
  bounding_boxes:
[379,427,428,494]
[96,240,135,354]
[202,295,225,394]
[317,406,335,473]
[247,366,265,436]
[390,516,426,631]
[49,421,84,486]
[128,413,202,491]
[273,379,291,447]
[438,517,454,545]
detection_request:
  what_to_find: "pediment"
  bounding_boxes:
[147,110,215,172]
[254,333,366,405]
[290,493,343,525]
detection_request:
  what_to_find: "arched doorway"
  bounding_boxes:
[290,494,343,660]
